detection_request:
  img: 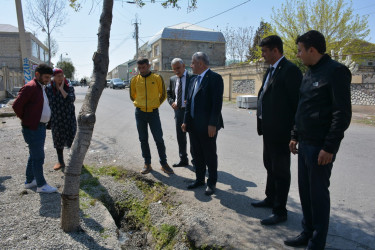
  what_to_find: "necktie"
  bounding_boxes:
[263,67,274,91]
[193,75,201,97]
[257,67,274,119]
[177,76,183,108]
[191,75,201,118]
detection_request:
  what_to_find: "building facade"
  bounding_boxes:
[140,23,226,71]
[0,24,49,76]
[0,24,49,99]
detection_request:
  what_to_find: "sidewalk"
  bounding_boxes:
[0,117,120,249]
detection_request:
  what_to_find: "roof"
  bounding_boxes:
[148,22,225,45]
[0,24,19,32]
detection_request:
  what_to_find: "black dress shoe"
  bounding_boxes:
[251,199,273,208]
[260,214,287,225]
[204,185,215,196]
[284,232,310,247]
[172,161,188,167]
[187,181,205,189]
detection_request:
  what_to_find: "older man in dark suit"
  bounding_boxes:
[253,35,302,225]
[167,58,195,168]
[182,52,224,196]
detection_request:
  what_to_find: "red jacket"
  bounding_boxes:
[13,78,44,130]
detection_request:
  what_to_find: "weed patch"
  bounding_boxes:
[152,224,177,250]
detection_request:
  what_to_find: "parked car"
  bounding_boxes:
[70,80,79,86]
[123,80,130,88]
[109,78,125,89]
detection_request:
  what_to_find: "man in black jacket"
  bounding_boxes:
[252,35,302,225]
[284,30,352,250]
[167,58,195,168]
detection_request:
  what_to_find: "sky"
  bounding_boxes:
[1,0,375,80]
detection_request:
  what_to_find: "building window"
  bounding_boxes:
[39,46,44,60]
[44,50,48,62]
[31,40,38,58]
[154,44,160,57]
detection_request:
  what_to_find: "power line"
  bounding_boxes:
[184,0,253,29]
[109,34,133,54]
[353,3,375,12]
[136,0,253,40]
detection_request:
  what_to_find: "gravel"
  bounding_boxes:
[0,116,231,249]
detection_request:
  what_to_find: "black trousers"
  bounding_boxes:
[174,108,195,163]
[263,137,291,216]
[298,141,334,250]
[190,128,218,187]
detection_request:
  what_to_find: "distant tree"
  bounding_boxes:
[44,37,59,58]
[56,61,75,79]
[246,21,273,61]
[222,26,236,63]
[26,0,67,65]
[271,0,370,66]
[223,26,254,64]
[62,0,198,232]
[339,39,375,65]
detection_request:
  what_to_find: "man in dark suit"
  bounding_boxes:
[252,35,302,225]
[182,52,224,196]
[167,58,195,168]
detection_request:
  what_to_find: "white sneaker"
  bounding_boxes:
[25,179,37,189]
[37,184,58,193]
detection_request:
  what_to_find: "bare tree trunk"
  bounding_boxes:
[61,0,113,232]
[47,32,51,66]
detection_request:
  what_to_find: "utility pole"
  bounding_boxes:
[15,0,32,84]
[132,15,140,59]
[60,52,68,63]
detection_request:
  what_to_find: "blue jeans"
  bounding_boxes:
[135,108,167,165]
[22,123,47,187]
[298,141,335,250]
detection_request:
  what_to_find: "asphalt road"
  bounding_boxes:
[74,86,375,249]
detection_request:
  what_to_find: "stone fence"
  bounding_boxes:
[212,63,267,101]
[351,74,375,105]
[0,67,23,100]
[156,64,375,106]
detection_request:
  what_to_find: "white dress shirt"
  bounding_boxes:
[38,82,51,123]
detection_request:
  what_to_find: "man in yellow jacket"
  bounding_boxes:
[130,58,174,175]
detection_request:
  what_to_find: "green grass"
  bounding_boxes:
[355,115,375,126]
[80,165,180,247]
[100,228,110,239]
[79,189,97,210]
[82,165,128,180]
[152,224,178,250]
[115,198,152,229]
[80,176,100,188]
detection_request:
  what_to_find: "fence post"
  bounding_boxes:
[228,73,232,101]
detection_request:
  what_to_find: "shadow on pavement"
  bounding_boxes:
[325,206,375,249]
[68,229,112,250]
[144,167,375,248]
[39,192,61,218]
[150,169,213,202]
[0,176,11,192]
[217,170,257,192]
